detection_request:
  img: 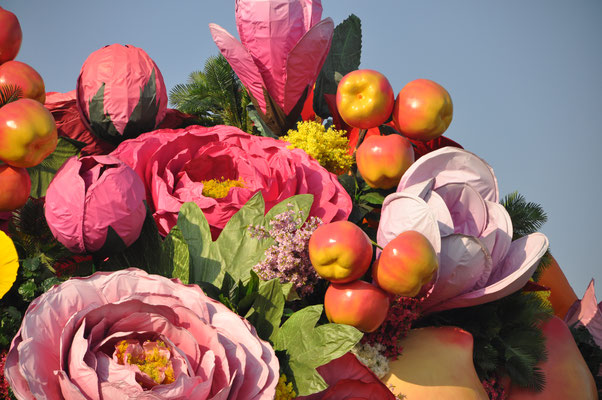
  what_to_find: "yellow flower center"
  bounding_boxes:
[274,374,297,399]
[114,339,175,387]
[201,177,245,199]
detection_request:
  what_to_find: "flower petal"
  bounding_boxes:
[564,279,602,348]
[480,201,513,269]
[433,183,488,237]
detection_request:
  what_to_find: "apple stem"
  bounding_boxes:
[355,128,368,152]
[371,240,383,250]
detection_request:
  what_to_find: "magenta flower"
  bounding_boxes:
[5,268,279,399]
[377,147,549,312]
[209,0,334,134]
[565,280,602,349]
[110,125,352,238]
[45,155,147,253]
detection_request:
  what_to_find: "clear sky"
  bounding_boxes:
[4,0,602,295]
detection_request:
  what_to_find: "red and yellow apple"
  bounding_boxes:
[0,7,22,65]
[0,98,57,168]
[392,78,453,141]
[373,230,438,297]
[382,326,489,399]
[0,61,46,103]
[506,317,597,399]
[0,164,30,211]
[336,69,395,130]
[309,220,373,283]
[356,134,415,189]
[324,280,390,333]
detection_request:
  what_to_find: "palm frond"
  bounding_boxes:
[0,84,23,107]
[502,191,548,240]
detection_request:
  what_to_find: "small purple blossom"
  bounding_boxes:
[248,205,322,296]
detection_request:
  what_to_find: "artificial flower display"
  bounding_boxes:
[0,230,18,299]
[111,124,352,237]
[76,44,168,144]
[45,155,147,253]
[210,0,334,135]
[5,268,279,399]
[565,280,602,348]
[378,147,549,312]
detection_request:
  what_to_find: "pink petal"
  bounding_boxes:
[209,23,267,112]
[299,0,323,30]
[4,336,35,400]
[67,322,100,400]
[565,280,602,348]
[16,337,63,399]
[283,18,333,114]
[434,183,488,237]
[480,201,513,269]
[56,371,89,400]
[398,147,499,203]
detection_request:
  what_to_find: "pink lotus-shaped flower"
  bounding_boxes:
[209,0,333,135]
[565,279,602,349]
[45,155,147,254]
[5,268,279,399]
[377,147,549,312]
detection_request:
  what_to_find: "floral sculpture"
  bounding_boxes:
[209,0,334,135]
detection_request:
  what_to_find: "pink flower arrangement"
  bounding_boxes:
[111,125,352,238]
[5,268,279,399]
[565,279,602,349]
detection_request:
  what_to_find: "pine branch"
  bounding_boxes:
[0,84,23,108]
[502,191,547,240]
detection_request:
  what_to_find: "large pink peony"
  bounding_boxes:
[111,125,352,237]
[5,268,279,399]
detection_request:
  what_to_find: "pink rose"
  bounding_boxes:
[5,268,279,399]
[111,125,352,237]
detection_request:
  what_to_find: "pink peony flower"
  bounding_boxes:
[377,147,549,312]
[110,125,352,237]
[45,155,147,253]
[5,268,279,399]
[209,0,333,134]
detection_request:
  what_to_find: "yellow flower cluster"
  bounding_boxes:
[282,121,353,175]
[115,340,175,386]
[274,374,296,400]
[201,177,245,199]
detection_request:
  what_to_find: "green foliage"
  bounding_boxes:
[170,54,253,133]
[0,84,22,107]
[247,104,278,138]
[502,192,548,240]
[27,137,85,198]
[272,305,363,395]
[0,306,21,348]
[314,14,362,118]
[570,324,602,397]
[419,291,553,391]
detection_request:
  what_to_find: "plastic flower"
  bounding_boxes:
[0,230,18,299]
[209,0,334,135]
[283,121,353,175]
[377,147,549,313]
[5,268,279,399]
[111,125,352,238]
[44,155,147,253]
[564,279,602,348]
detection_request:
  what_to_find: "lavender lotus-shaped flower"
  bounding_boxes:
[209,0,334,135]
[565,280,602,348]
[377,147,549,313]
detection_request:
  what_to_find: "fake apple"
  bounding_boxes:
[0,7,22,65]
[336,69,395,130]
[0,61,46,103]
[309,220,373,283]
[0,98,57,168]
[392,79,453,141]
[373,230,438,297]
[356,134,415,189]
[324,280,390,333]
[0,164,30,211]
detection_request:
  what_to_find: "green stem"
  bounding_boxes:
[371,240,383,250]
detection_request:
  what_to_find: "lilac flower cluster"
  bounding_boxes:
[248,206,322,296]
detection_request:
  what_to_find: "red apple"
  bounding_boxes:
[309,220,373,283]
[356,134,415,189]
[0,164,30,211]
[324,280,390,333]
[393,79,453,141]
[336,69,395,130]
[0,61,46,103]
[373,230,438,297]
[0,7,22,65]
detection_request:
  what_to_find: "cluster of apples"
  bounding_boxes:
[0,6,57,212]
[336,69,453,189]
[309,221,438,332]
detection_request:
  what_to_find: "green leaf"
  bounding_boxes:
[27,137,83,198]
[176,202,216,285]
[161,226,190,284]
[88,83,121,142]
[358,191,386,206]
[502,191,548,240]
[337,174,356,198]
[17,279,37,302]
[273,305,363,395]
[247,104,278,138]
[245,278,285,342]
[313,14,362,118]
[122,69,161,140]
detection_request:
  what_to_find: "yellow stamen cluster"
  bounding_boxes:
[201,177,245,199]
[115,340,175,386]
[274,374,296,399]
[282,120,353,175]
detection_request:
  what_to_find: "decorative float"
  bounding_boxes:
[0,1,600,400]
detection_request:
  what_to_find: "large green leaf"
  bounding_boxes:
[313,14,362,118]
[273,305,363,395]
[27,137,85,198]
[160,226,190,284]
[245,278,285,342]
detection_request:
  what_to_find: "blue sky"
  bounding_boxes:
[5,0,602,294]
